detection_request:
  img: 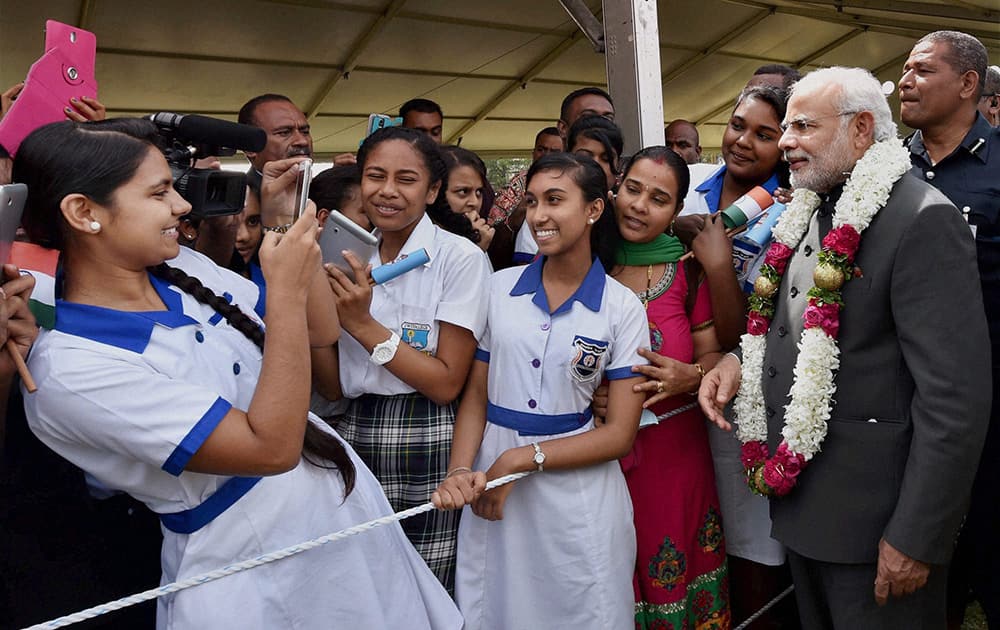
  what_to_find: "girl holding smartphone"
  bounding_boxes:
[319,126,492,592]
[16,119,460,629]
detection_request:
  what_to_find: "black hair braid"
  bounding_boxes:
[151,264,266,348]
[148,263,356,495]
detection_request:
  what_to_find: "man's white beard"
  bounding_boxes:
[789,134,857,193]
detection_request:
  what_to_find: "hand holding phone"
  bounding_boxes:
[260,156,312,227]
[0,185,27,266]
[319,210,379,272]
[0,21,98,156]
[293,159,313,222]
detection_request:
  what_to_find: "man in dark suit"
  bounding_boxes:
[699,66,991,629]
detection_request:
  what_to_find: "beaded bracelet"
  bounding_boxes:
[263,223,293,234]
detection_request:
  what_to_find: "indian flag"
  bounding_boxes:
[10,241,58,329]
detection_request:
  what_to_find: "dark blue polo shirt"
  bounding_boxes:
[907,113,1000,355]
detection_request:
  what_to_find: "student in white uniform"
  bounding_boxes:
[14,119,461,630]
[432,153,648,629]
[318,126,491,593]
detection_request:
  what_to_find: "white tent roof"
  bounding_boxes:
[2,0,998,157]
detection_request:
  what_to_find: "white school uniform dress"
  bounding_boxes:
[336,212,491,589]
[455,257,650,630]
[23,247,462,630]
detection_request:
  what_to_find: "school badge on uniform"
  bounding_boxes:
[570,335,609,382]
[401,322,431,351]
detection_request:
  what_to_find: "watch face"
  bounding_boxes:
[534,451,545,464]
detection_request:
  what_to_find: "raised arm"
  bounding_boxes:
[690,215,747,350]
[186,211,322,475]
[260,157,340,349]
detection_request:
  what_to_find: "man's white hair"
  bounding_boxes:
[790,66,897,142]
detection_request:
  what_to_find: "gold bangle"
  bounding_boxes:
[445,466,472,479]
[694,362,706,378]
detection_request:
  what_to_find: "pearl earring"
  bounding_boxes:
[89,221,101,232]
[587,218,596,225]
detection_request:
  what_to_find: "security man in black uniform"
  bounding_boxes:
[899,30,1000,629]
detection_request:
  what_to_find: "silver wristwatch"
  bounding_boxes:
[531,442,546,472]
[370,332,401,366]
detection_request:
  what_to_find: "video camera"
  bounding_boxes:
[147,112,267,218]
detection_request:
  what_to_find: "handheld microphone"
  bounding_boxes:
[148,112,266,152]
[371,248,430,285]
[719,186,775,230]
[732,200,788,293]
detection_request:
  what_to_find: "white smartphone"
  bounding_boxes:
[0,184,28,266]
[319,210,379,272]
[293,158,313,221]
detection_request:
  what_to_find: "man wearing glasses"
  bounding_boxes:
[899,30,1000,630]
[700,65,990,629]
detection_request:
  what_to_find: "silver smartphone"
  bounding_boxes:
[292,158,313,221]
[0,184,27,266]
[319,210,379,272]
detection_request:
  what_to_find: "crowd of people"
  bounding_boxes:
[0,25,997,630]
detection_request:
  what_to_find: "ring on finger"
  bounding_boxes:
[656,380,664,394]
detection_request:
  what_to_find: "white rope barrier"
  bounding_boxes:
[733,584,795,630]
[21,471,532,630]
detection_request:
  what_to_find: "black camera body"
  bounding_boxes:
[148,113,266,219]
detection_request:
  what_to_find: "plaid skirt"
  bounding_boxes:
[339,392,459,594]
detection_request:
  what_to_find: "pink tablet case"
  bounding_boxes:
[0,20,98,156]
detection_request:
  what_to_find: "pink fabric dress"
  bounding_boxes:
[622,262,731,630]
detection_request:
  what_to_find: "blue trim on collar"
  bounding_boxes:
[694,165,727,214]
[509,256,606,315]
[55,273,200,353]
[207,292,232,326]
[694,166,780,213]
[759,171,781,195]
[474,348,491,363]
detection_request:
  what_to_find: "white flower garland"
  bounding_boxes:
[734,139,912,460]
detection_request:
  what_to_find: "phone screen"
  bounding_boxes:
[293,159,313,222]
[0,185,28,266]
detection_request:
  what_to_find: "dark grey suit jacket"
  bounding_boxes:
[759,173,991,565]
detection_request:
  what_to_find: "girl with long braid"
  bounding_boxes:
[14,119,460,629]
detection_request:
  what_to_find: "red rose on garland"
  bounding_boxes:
[822,225,861,260]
